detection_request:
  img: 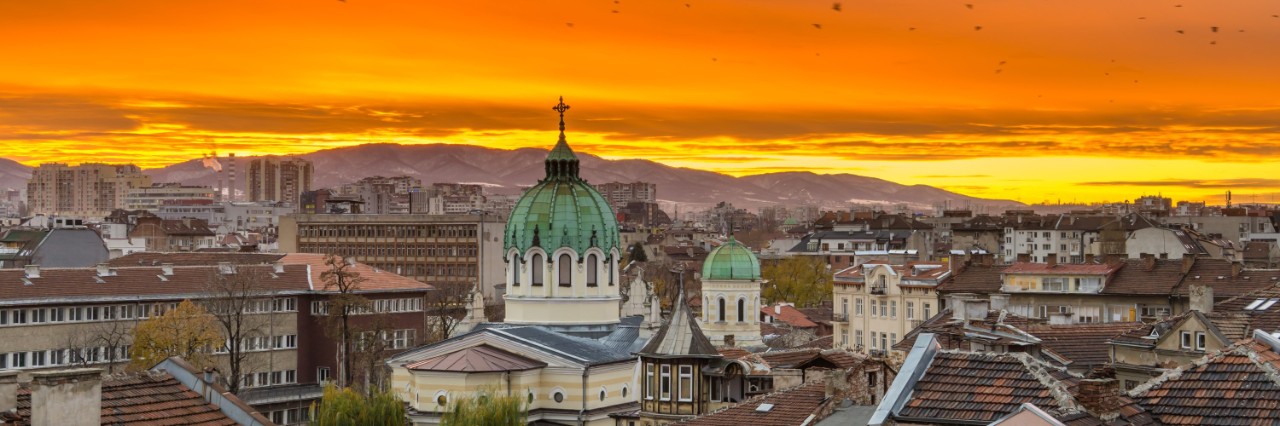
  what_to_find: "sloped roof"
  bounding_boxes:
[108,252,286,267]
[282,253,431,293]
[405,344,546,372]
[937,264,1006,293]
[1207,283,1280,335]
[1004,263,1122,275]
[1132,334,1280,425]
[760,305,819,328]
[12,372,242,425]
[0,264,312,306]
[674,381,833,426]
[1026,322,1145,367]
[1173,258,1280,299]
[895,351,1081,423]
[638,288,719,358]
[1101,259,1187,296]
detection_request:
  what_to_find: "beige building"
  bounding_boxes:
[831,262,950,356]
[26,163,153,218]
[279,213,507,299]
[697,237,764,348]
[123,183,215,211]
[246,156,313,206]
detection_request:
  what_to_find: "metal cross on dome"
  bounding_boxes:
[552,96,570,132]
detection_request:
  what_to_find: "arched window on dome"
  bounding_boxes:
[608,256,615,286]
[532,254,544,286]
[586,254,598,287]
[511,253,520,287]
[738,298,746,322]
[558,254,572,287]
[718,297,726,322]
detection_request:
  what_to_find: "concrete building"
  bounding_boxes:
[279,213,506,299]
[831,262,950,357]
[156,201,295,235]
[246,157,313,206]
[594,181,657,210]
[128,216,217,252]
[26,163,152,218]
[123,183,215,211]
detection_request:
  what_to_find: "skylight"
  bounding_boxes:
[1259,299,1279,311]
[756,403,775,412]
[1246,299,1266,310]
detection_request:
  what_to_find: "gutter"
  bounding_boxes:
[580,366,590,426]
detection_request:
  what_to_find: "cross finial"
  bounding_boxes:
[552,96,570,133]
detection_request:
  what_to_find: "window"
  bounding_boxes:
[890,301,897,319]
[855,298,864,316]
[737,298,746,322]
[0,310,6,326]
[317,367,332,383]
[622,386,628,399]
[924,303,932,319]
[660,365,672,401]
[120,305,134,319]
[890,333,897,347]
[531,254,544,286]
[841,298,848,319]
[856,330,864,347]
[558,254,572,287]
[30,351,45,367]
[906,302,915,320]
[553,392,565,403]
[511,254,520,286]
[881,333,888,350]
[718,298,726,322]
[600,389,606,401]
[11,309,26,324]
[678,365,693,402]
[587,254,598,287]
[285,370,297,384]
[11,352,26,368]
[645,364,655,399]
[1043,277,1068,292]
[30,308,45,324]
[1180,331,1192,349]
[1195,332,1206,351]
[710,377,722,402]
[257,372,269,386]
[880,301,888,318]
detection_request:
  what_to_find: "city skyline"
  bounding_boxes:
[2,0,1278,203]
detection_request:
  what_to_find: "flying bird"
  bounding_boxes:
[1175,4,1182,6]
[909,27,917,31]
[995,69,1002,74]
[1210,40,1217,45]
[965,4,974,10]
[566,22,574,28]
[974,25,983,31]
[1211,26,1219,32]
[813,23,823,29]
[998,60,1006,65]
[612,9,619,13]
[833,2,842,12]
[1138,17,1146,20]
[1176,30,1184,34]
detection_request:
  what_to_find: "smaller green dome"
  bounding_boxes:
[701,237,761,281]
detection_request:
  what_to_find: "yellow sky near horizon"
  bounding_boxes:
[1,0,1278,204]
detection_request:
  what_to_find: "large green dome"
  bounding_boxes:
[701,237,761,281]
[504,98,620,255]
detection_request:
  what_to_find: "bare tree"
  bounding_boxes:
[319,254,368,389]
[350,314,398,393]
[423,281,473,344]
[203,265,274,394]
[62,313,135,374]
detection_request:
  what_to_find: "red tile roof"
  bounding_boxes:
[1025,322,1144,367]
[937,264,1007,293]
[0,264,312,305]
[282,253,431,293]
[1100,259,1187,296]
[1004,262,1121,275]
[405,344,546,372]
[12,372,243,425]
[1173,258,1280,299]
[108,252,285,267]
[674,381,833,426]
[1133,338,1280,425]
[897,351,1080,423]
[760,305,818,328]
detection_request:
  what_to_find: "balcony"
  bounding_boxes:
[909,319,925,329]
[870,285,887,295]
[833,312,849,322]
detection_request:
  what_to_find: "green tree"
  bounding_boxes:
[129,300,221,370]
[310,385,406,426]
[440,388,528,426]
[762,256,832,308]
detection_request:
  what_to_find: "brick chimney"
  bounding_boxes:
[1016,253,1031,263]
[1085,253,1095,263]
[1181,253,1196,274]
[30,368,103,426]
[1142,255,1156,271]
[0,370,17,415]
[1232,261,1243,279]
[1046,255,1058,268]
[1189,283,1213,314]
[1076,376,1125,421]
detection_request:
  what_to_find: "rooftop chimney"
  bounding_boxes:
[0,370,17,415]
[1231,261,1243,279]
[24,264,40,279]
[95,263,110,277]
[989,294,1010,311]
[774,304,782,315]
[1189,283,1213,314]
[1016,253,1031,263]
[273,261,285,274]
[161,263,174,276]
[1046,255,1058,268]
[1076,375,1125,422]
[1085,253,1095,264]
[217,262,236,275]
[1181,253,1196,274]
[30,368,103,426]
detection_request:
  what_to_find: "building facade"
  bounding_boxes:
[831,262,949,356]
[123,183,216,211]
[698,237,764,348]
[246,156,313,206]
[594,182,657,210]
[26,163,152,218]
[279,213,506,299]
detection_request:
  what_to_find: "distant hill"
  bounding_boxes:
[142,143,1022,210]
[0,158,31,192]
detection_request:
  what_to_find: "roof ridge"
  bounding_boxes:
[1007,351,1083,416]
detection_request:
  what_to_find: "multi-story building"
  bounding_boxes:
[338,176,421,196]
[123,183,215,211]
[278,213,506,299]
[246,156,313,206]
[154,201,295,235]
[831,261,950,357]
[26,163,152,217]
[0,253,432,421]
[128,216,217,252]
[594,181,657,210]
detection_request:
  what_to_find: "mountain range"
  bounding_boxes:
[1,144,1022,210]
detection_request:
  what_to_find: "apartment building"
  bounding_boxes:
[0,252,431,421]
[123,183,215,211]
[246,156,313,206]
[594,181,657,209]
[26,163,153,217]
[279,213,506,298]
[831,261,950,356]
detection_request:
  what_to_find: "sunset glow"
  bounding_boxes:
[2,0,1279,203]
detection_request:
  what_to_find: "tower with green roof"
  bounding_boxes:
[699,236,765,347]
[502,97,623,327]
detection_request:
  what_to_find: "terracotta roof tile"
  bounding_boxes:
[1101,259,1187,296]
[898,351,1080,423]
[406,344,546,372]
[1025,322,1144,367]
[1132,338,1280,425]
[1173,258,1280,299]
[937,264,1007,293]
[761,305,818,329]
[282,253,431,293]
[674,381,832,426]
[13,373,241,425]
[108,252,285,267]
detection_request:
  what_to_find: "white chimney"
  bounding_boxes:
[273,261,285,274]
[95,263,110,277]
[30,368,103,426]
[217,262,236,275]
[0,370,17,414]
[161,263,174,276]
[24,264,40,279]
[989,294,1010,311]
[775,304,782,314]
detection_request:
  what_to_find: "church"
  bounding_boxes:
[386,98,763,426]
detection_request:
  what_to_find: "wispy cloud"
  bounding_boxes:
[1079,179,1280,189]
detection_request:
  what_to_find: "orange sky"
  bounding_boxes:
[1,0,1279,204]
